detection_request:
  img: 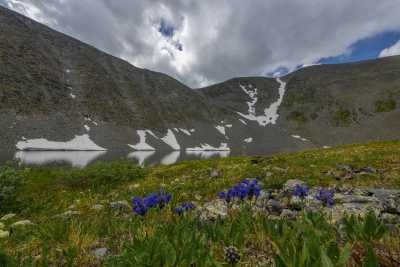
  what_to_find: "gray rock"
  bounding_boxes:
[267,199,282,213]
[210,169,222,178]
[199,199,228,221]
[334,194,380,204]
[358,166,377,174]
[336,164,353,172]
[0,213,16,221]
[0,230,9,239]
[54,210,81,219]
[10,220,33,228]
[91,204,104,211]
[283,179,305,194]
[92,248,108,258]
[265,172,273,177]
[280,209,297,219]
[380,213,400,224]
[110,201,130,211]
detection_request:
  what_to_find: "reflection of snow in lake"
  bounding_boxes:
[14,151,106,168]
[161,151,181,165]
[185,150,230,159]
[127,151,155,166]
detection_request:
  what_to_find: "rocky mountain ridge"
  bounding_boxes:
[1,6,399,162]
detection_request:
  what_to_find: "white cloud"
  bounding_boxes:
[5,0,400,87]
[379,40,400,58]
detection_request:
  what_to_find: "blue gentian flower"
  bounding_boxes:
[132,191,173,216]
[293,184,309,198]
[218,178,262,202]
[175,202,195,215]
[316,189,335,207]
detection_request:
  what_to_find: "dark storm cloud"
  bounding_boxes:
[5,0,400,87]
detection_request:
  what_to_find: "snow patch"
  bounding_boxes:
[237,78,287,126]
[128,130,157,151]
[179,128,191,136]
[291,135,309,142]
[215,125,226,136]
[84,125,90,132]
[323,146,331,149]
[161,151,181,165]
[70,93,76,99]
[190,129,196,133]
[225,124,233,128]
[186,143,230,151]
[186,150,230,159]
[128,151,155,166]
[16,135,106,151]
[244,137,253,143]
[84,117,99,126]
[239,119,247,125]
[15,151,106,168]
[160,129,181,150]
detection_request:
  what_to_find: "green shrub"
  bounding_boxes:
[61,161,146,190]
[375,99,397,113]
[332,109,352,126]
[287,111,308,123]
[0,167,24,213]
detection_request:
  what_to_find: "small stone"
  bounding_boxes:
[10,220,33,228]
[0,230,9,239]
[1,213,16,221]
[357,166,377,174]
[272,166,288,173]
[280,209,297,219]
[91,204,104,211]
[110,200,130,211]
[54,211,81,219]
[283,179,305,194]
[199,199,228,221]
[92,248,108,258]
[267,199,282,213]
[68,205,76,210]
[336,164,353,172]
[210,169,222,178]
[265,172,273,177]
[381,213,400,224]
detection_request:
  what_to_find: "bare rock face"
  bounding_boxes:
[198,199,228,221]
[1,6,400,157]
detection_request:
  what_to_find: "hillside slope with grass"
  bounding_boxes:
[0,140,399,266]
[1,5,400,158]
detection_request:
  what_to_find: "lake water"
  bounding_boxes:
[0,150,235,168]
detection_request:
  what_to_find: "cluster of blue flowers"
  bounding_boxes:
[218,179,261,202]
[316,189,335,207]
[293,184,309,198]
[175,202,195,215]
[132,191,172,216]
[292,184,335,207]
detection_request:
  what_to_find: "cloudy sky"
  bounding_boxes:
[2,0,400,88]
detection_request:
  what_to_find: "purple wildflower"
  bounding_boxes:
[316,189,335,207]
[175,202,195,215]
[293,184,309,199]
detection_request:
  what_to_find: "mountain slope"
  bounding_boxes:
[0,5,399,159]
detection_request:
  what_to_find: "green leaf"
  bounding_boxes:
[320,248,335,267]
[363,245,379,267]
[337,243,352,266]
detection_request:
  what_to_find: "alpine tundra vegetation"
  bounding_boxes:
[0,141,400,266]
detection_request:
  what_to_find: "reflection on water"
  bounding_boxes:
[12,150,231,168]
[186,150,230,159]
[161,151,181,165]
[127,151,155,166]
[15,151,107,168]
